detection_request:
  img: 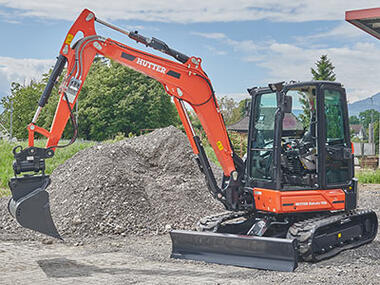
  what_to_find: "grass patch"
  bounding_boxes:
[357,169,380,184]
[203,144,220,167]
[0,139,95,191]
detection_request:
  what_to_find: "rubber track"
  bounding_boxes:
[287,209,377,262]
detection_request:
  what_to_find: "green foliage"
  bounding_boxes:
[358,110,379,151]
[1,80,55,139]
[298,92,313,128]
[78,60,179,141]
[218,96,247,125]
[307,55,336,128]
[218,97,237,124]
[200,130,247,168]
[229,132,247,157]
[358,109,380,129]
[1,70,72,140]
[113,132,126,142]
[311,54,336,81]
[0,188,10,198]
[357,170,380,184]
[349,115,360,124]
[203,142,220,167]
[0,139,95,191]
[237,98,250,118]
[1,58,179,141]
[325,92,344,139]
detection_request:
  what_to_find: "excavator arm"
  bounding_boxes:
[8,9,250,240]
[32,9,235,175]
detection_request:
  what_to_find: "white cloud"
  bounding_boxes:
[296,22,367,45]
[194,31,380,102]
[0,57,54,97]
[0,1,379,23]
[191,32,227,39]
[204,45,227,56]
[258,42,380,103]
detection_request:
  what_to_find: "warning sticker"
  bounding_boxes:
[65,34,74,45]
[216,141,224,151]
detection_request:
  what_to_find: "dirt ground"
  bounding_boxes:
[1,184,379,285]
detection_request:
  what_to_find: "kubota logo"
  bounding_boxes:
[136,58,166,74]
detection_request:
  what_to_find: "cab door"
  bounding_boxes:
[318,84,353,188]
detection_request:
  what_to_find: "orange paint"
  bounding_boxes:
[253,187,345,213]
[28,9,236,177]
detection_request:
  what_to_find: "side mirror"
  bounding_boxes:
[283,95,292,113]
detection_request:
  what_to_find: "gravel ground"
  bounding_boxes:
[0,126,379,284]
[0,184,379,285]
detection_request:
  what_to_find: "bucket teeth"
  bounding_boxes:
[8,175,61,239]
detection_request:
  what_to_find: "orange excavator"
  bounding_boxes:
[8,9,378,272]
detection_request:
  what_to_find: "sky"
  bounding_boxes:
[1,1,380,105]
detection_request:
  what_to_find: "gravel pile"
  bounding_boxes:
[0,126,224,240]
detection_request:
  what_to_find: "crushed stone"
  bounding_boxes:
[0,126,224,240]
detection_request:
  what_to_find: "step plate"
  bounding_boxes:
[170,230,298,271]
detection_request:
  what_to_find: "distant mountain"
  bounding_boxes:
[348,92,380,117]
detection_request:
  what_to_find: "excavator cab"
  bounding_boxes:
[247,81,354,192]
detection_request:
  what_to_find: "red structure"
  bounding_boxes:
[346,7,380,39]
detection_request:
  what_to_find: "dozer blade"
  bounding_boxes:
[8,175,61,239]
[170,230,298,271]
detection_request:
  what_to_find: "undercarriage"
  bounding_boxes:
[192,209,378,262]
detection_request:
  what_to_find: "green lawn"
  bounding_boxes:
[0,139,95,197]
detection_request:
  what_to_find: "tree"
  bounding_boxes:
[311,54,336,81]
[358,109,380,129]
[298,91,312,128]
[218,96,249,125]
[1,80,53,139]
[77,59,179,140]
[349,115,360,124]
[1,69,68,140]
[1,58,179,141]
[218,97,238,125]
[296,54,336,128]
[237,98,250,118]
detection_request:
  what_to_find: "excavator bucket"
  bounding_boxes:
[8,175,61,239]
[170,230,298,271]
